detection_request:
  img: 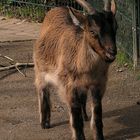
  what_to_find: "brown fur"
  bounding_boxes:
[34,5,117,140]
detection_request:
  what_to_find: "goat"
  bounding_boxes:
[33,0,117,139]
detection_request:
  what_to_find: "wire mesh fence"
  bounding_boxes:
[0,0,83,22]
[116,0,133,60]
[0,0,46,22]
[0,0,134,61]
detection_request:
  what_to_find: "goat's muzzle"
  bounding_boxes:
[105,48,117,63]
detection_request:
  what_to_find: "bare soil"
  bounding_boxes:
[0,41,140,140]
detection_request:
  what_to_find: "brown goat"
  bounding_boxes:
[33,0,117,139]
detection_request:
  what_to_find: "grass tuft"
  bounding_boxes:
[116,51,133,68]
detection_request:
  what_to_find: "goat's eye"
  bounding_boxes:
[90,30,98,37]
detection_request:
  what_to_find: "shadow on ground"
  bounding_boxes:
[104,104,140,140]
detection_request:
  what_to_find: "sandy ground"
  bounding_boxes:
[0,41,140,140]
[0,17,40,42]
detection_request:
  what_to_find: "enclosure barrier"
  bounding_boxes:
[0,0,140,67]
[133,0,140,68]
[0,0,82,22]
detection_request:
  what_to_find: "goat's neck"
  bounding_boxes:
[76,33,109,73]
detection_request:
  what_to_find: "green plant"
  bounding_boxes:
[116,51,133,68]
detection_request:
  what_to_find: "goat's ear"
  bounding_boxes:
[68,7,84,29]
[111,0,117,15]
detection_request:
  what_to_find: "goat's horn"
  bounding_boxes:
[104,0,112,11]
[111,0,117,15]
[75,0,96,15]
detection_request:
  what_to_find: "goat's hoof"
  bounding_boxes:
[41,122,50,129]
[73,133,85,140]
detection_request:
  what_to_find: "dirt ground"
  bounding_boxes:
[0,41,140,140]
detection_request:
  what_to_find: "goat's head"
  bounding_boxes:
[70,0,118,63]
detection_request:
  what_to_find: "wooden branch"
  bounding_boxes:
[0,54,34,77]
[0,54,14,62]
[0,64,6,67]
[0,63,34,71]
[15,65,26,77]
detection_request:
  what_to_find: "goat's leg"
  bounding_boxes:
[90,86,104,140]
[68,88,85,140]
[79,89,88,121]
[38,85,51,129]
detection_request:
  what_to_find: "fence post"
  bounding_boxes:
[138,0,140,67]
[132,0,138,68]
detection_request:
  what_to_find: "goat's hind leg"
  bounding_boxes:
[37,84,51,129]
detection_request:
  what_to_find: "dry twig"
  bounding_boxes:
[0,54,14,62]
[0,63,34,71]
[0,53,34,76]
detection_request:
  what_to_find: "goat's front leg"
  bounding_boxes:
[79,88,88,121]
[68,88,85,140]
[90,86,104,140]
